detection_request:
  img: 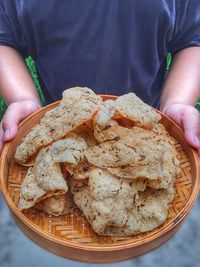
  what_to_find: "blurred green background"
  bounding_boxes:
[0,54,200,121]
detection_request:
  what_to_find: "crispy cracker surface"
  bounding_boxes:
[15,87,101,164]
[115,93,161,129]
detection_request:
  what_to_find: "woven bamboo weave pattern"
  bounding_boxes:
[7,139,192,247]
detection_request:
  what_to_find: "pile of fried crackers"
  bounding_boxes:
[15,87,180,236]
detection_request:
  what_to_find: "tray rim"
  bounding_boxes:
[0,95,200,252]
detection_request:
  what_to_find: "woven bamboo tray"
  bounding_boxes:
[0,95,200,263]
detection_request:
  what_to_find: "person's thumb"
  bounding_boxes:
[2,101,41,142]
[163,103,200,150]
[181,108,200,150]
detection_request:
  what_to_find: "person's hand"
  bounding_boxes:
[161,103,200,155]
[0,100,41,154]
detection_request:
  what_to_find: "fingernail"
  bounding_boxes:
[4,129,10,140]
[194,135,200,146]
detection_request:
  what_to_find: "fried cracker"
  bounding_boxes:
[115,93,161,129]
[15,87,101,164]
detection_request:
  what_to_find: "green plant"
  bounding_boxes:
[0,97,6,121]
[25,57,45,105]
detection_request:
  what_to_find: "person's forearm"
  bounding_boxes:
[0,46,40,105]
[160,47,200,112]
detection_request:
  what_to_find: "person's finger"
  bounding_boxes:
[0,123,4,152]
[2,101,40,142]
[180,108,200,150]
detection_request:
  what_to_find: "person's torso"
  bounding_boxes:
[14,0,177,106]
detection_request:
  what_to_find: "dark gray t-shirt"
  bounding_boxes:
[0,0,200,106]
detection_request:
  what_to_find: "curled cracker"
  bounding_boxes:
[74,168,137,234]
[15,87,101,164]
[51,133,87,166]
[33,146,68,192]
[36,194,68,216]
[64,157,91,180]
[18,168,46,210]
[115,93,161,129]
[93,100,118,142]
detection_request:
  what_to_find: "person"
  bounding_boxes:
[0,0,200,154]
